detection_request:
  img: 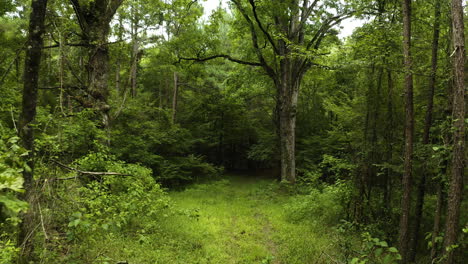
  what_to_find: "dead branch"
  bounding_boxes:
[51,160,131,179]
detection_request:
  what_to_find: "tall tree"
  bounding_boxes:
[443,0,465,262]
[69,0,124,129]
[182,0,352,183]
[17,0,48,262]
[408,0,441,260]
[398,0,414,261]
[172,72,179,123]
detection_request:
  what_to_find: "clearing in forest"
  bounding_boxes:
[154,175,340,264]
[87,174,344,263]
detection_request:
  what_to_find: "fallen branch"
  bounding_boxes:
[51,160,131,180]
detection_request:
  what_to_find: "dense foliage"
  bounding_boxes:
[0,0,466,263]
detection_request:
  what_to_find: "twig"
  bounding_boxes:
[321,251,344,264]
[20,223,40,250]
[10,107,18,134]
[38,203,49,240]
[0,43,26,85]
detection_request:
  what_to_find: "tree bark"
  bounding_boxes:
[431,180,444,260]
[17,0,48,262]
[277,67,299,183]
[443,0,465,262]
[130,3,140,98]
[383,69,394,210]
[408,0,441,260]
[398,0,414,262]
[172,72,178,124]
[70,0,123,129]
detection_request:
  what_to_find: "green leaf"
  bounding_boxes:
[0,194,28,215]
[379,241,388,247]
[388,247,398,253]
[382,254,393,264]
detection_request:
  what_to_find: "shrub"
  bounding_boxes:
[0,133,28,263]
[284,180,352,225]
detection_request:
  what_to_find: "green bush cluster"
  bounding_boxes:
[285,180,351,225]
[0,132,28,263]
[39,153,171,262]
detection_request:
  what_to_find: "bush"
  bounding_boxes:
[40,153,171,262]
[284,180,351,225]
[158,155,222,185]
[0,132,28,263]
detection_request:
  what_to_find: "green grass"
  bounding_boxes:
[68,175,343,264]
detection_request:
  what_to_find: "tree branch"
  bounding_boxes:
[306,13,353,50]
[297,0,319,42]
[69,0,89,34]
[247,0,278,54]
[42,42,91,49]
[231,0,277,79]
[52,160,131,178]
[106,0,125,24]
[178,55,263,66]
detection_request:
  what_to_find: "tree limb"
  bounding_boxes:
[247,0,279,54]
[52,160,131,177]
[306,13,353,50]
[297,0,319,42]
[69,0,89,34]
[178,54,263,66]
[231,0,277,79]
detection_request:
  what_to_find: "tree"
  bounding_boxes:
[443,0,465,262]
[398,0,414,261]
[69,0,124,129]
[17,0,48,262]
[408,0,441,260]
[182,0,352,182]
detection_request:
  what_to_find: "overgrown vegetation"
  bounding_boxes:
[0,0,466,263]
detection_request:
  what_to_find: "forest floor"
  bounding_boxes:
[92,174,343,264]
[159,174,340,264]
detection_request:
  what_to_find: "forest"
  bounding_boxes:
[0,0,466,263]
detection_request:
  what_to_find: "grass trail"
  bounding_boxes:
[93,175,341,263]
[160,175,339,264]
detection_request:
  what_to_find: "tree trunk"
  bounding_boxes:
[443,0,465,262]
[116,62,121,93]
[408,0,441,260]
[70,0,123,130]
[172,72,178,124]
[277,58,299,183]
[431,181,444,260]
[383,69,394,210]
[398,0,414,262]
[130,4,139,98]
[87,25,111,129]
[17,0,48,262]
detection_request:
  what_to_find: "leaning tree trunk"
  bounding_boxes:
[443,0,465,263]
[398,0,414,262]
[17,0,48,262]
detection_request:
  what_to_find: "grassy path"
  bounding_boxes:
[93,175,341,263]
[159,175,338,264]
